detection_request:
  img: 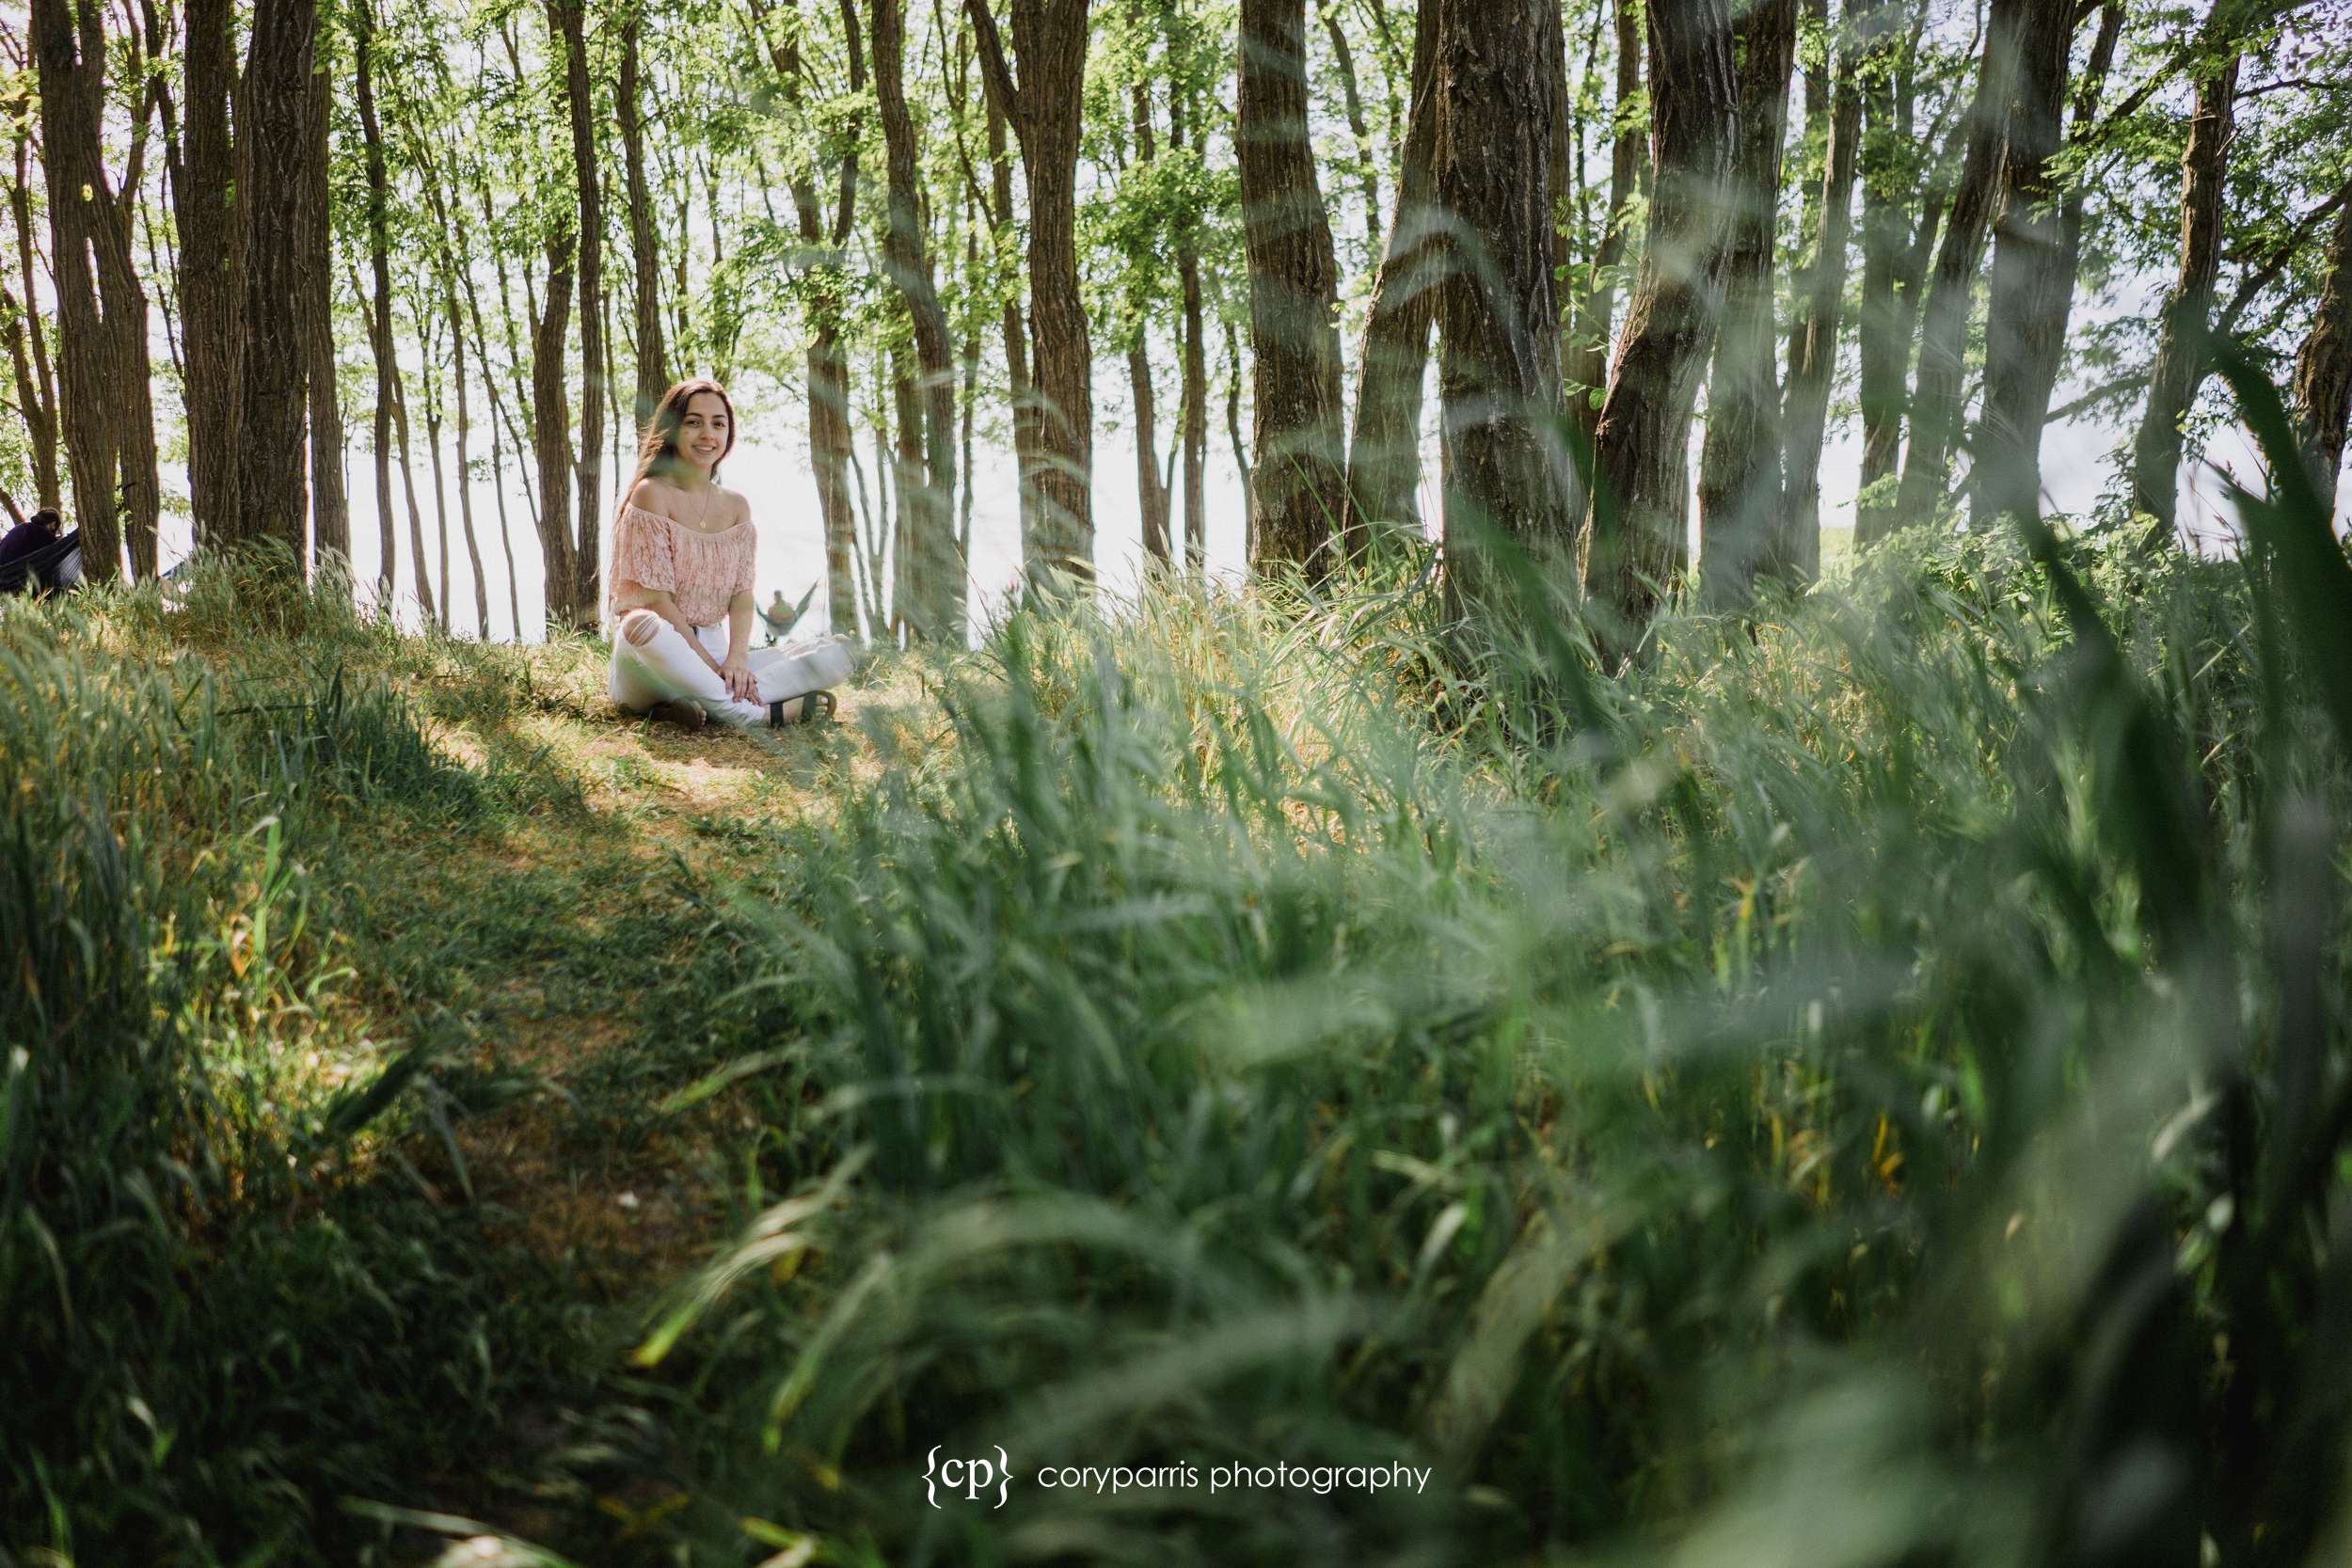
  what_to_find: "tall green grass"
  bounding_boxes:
[0,560,584,1566]
[620,414,2352,1562]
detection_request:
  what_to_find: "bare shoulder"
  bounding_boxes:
[627,476,674,515]
[719,486,754,528]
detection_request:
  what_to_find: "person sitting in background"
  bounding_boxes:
[0,509,81,597]
[607,377,852,731]
[758,582,818,645]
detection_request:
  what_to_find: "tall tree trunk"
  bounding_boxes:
[1435,0,1572,615]
[176,0,242,543]
[619,10,669,426]
[1127,72,1173,568]
[969,0,1096,581]
[1237,0,1346,575]
[1171,63,1210,575]
[530,229,579,629]
[550,0,604,628]
[755,0,866,636]
[389,340,437,625]
[1581,0,1741,661]
[1317,0,1383,255]
[1851,0,1915,543]
[1896,0,2068,525]
[2130,53,2241,546]
[30,0,154,578]
[233,0,318,562]
[1779,0,1867,576]
[1565,0,1645,449]
[1695,0,1797,604]
[873,0,962,640]
[421,312,453,631]
[3,126,60,510]
[2292,188,2352,518]
[1225,316,1254,528]
[986,94,1046,577]
[1972,0,2119,533]
[1341,0,1438,544]
[305,38,349,566]
[355,0,398,602]
[1972,0,2093,531]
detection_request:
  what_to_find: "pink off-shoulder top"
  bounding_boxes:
[610,500,757,628]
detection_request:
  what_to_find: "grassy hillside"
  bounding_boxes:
[5,507,2350,1566]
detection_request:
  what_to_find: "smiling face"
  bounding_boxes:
[675,391,732,477]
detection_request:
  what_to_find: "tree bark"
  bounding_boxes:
[1565,0,1645,451]
[1581,0,1740,661]
[1171,65,1209,575]
[2292,185,2352,518]
[1779,0,1869,577]
[1972,0,2095,530]
[1237,0,1346,575]
[619,10,669,427]
[1695,0,1797,603]
[755,0,866,637]
[1318,0,1383,255]
[3,123,59,510]
[983,92,1046,579]
[30,0,159,579]
[1970,0,2117,535]
[355,0,398,602]
[873,0,963,640]
[1435,0,1573,616]
[550,0,605,629]
[529,229,579,628]
[304,39,348,567]
[233,0,318,562]
[968,0,1095,581]
[2130,52,2241,546]
[1341,0,1438,545]
[1127,72,1172,568]
[1896,0,2069,525]
[177,0,242,543]
[1851,0,1916,544]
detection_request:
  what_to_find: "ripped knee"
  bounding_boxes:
[620,609,662,646]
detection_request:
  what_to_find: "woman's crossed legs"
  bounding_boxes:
[611,610,853,727]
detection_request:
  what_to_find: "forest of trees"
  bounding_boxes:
[4,0,2351,651]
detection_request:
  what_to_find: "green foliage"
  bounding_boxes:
[604,506,2352,1565]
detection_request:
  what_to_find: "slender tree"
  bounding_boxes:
[1897,0,2072,524]
[1237,0,1346,573]
[3,110,59,511]
[874,0,963,640]
[620,8,670,427]
[1581,0,1740,659]
[549,0,606,627]
[176,0,242,542]
[232,0,320,560]
[967,0,1096,580]
[2131,50,2243,544]
[1341,0,1438,543]
[305,37,349,565]
[2291,182,2352,517]
[1565,0,1645,450]
[1970,0,2120,531]
[29,0,161,578]
[1695,0,1797,602]
[1434,0,1572,615]
[1779,0,1868,576]
[354,0,399,601]
[1169,62,1210,574]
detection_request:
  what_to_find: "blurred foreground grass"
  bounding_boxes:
[7,417,2352,1567]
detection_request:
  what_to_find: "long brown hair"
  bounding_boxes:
[619,377,737,510]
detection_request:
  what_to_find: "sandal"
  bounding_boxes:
[769,690,837,727]
[647,699,708,731]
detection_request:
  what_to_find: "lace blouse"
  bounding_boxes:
[610,500,757,628]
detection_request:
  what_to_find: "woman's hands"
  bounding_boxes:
[718,653,758,705]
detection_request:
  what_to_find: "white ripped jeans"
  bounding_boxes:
[610,610,854,726]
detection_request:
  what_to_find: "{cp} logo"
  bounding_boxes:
[924,1445,1013,1509]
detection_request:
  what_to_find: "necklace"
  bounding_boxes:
[675,480,717,532]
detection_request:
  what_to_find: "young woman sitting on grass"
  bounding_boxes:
[608,377,850,730]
